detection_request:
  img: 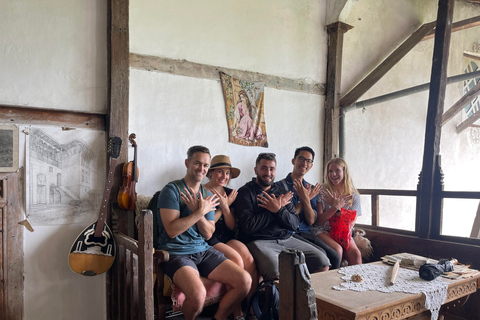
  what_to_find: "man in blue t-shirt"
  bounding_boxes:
[276,146,341,269]
[155,146,251,320]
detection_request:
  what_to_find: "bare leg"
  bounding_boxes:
[172,266,206,320]
[214,242,244,268]
[227,239,259,298]
[208,259,251,320]
[344,238,362,265]
[317,233,343,263]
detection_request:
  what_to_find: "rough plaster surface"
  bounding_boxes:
[0,0,108,113]
[24,225,106,319]
[130,0,327,83]
[129,69,324,197]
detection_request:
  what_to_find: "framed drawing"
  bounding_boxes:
[0,125,19,172]
[26,126,107,225]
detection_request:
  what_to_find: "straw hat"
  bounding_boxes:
[209,155,241,179]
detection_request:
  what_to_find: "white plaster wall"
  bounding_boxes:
[0,1,108,319]
[130,0,326,82]
[24,225,106,320]
[129,0,328,194]
[129,69,324,196]
[341,0,480,235]
[0,0,108,113]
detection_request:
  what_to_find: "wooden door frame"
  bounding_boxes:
[1,172,24,320]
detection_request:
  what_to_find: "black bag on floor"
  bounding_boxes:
[247,279,279,320]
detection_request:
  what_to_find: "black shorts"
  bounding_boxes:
[165,247,227,279]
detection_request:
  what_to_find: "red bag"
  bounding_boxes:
[329,208,357,250]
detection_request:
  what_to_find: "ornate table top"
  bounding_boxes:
[310,261,479,320]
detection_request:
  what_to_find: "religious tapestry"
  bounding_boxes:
[26,126,106,225]
[220,72,268,147]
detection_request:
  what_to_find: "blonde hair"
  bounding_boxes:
[323,158,358,197]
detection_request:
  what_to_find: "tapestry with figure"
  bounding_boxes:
[220,72,268,147]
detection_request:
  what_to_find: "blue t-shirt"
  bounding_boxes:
[156,180,215,255]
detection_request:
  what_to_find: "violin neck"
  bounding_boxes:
[132,145,138,182]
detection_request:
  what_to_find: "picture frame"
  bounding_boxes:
[0,125,19,172]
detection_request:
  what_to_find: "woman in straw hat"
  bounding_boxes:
[204,155,258,303]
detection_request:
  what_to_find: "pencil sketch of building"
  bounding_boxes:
[28,127,105,225]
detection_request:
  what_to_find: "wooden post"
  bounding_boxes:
[430,155,444,238]
[109,1,130,319]
[279,249,317,320]
[418,0,454,238]
[109,0,130,235]
[279,249,298,320]
[295,254,317,320]
[138,210,154,319]
[324,22,353,166]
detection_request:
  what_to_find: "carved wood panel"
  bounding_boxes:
[317,279,478,320]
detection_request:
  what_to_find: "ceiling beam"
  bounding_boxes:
[464,51,480,60]
[340,21,436,109]
[442,80,480,125]
[422,15,480,41]
[0,105,105,130]
[456,109,480,133]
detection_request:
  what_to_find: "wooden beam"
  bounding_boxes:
[418,0,454,239]
[464,51,480,61]
[340,21,436,109]
[108,0,130,234]
[1,172,24,320]
[442,80,480,125]
[423,15,480,41]
[456,110,480,133]
[0,105,106,130]
[324,22,352,166]
[130,53,325,95]
[108,1,130,319]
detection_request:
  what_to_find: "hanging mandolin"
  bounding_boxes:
[68,136,121,276]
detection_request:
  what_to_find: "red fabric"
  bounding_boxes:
[329,208,357,250]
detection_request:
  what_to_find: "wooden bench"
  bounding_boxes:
[111,209,226,320]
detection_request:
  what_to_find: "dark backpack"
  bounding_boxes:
[149,180,210,248]
[247,279,280,320]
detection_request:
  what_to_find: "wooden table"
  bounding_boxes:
[310,262,480,320]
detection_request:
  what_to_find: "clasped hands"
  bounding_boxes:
[180,187,220,215]
[257,191,293,213]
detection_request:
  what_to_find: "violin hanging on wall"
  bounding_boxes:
[118,133,139,211]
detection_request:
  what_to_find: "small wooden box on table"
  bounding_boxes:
[310,261,480,320]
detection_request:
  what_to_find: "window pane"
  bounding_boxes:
[441,198,479,238]
[356,195,416,231]
[378,196,416,231]
[357,194,371,225]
